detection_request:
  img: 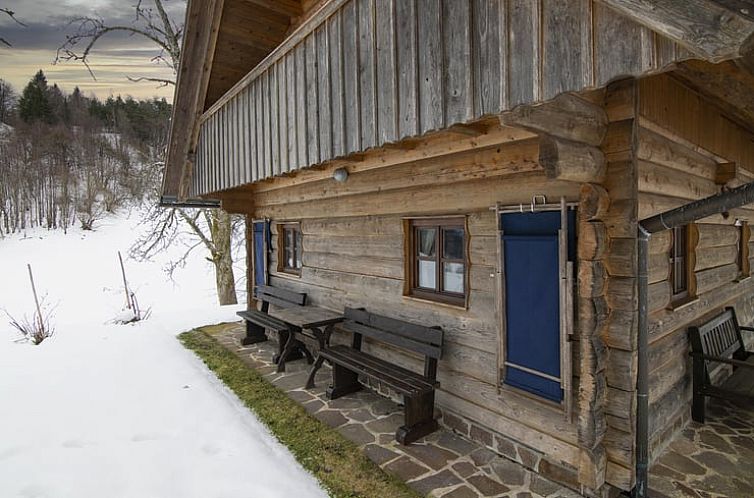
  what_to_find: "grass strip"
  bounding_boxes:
[179,326,421,498]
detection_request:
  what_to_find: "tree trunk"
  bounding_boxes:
[210,209,237,305]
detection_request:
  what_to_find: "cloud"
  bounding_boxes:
[0,0,185,100]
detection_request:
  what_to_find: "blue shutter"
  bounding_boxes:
[252,220,269,295]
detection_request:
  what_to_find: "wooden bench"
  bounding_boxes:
[689,306,754,423]
[318,307,443,445]
[237,285,307,355]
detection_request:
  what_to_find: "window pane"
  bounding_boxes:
[443,228,464,259]
[418,260,436,289]
[443,262,464,293]
[418,228,436,258]
[296,230,303,268]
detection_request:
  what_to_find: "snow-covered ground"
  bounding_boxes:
[0,210,326,498]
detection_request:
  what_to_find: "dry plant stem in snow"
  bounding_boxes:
[6,264,55,344]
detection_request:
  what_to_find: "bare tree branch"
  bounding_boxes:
[1,7,27,47]
[126,76,175,87]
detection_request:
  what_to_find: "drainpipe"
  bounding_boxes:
[633,225,650,498]
[633,180,754,498]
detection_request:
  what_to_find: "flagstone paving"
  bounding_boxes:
[648,398,754,498]
[212,324,754,498]
[213,325,580,498]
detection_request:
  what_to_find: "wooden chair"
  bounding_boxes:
[689,306,754,423]
[316,307,443,444]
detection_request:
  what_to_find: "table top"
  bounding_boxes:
[271,306,344,329]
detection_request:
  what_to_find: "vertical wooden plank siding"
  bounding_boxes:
[246,85,258,182]
[593,2,644,87]
[329,11,346,157]
[472,0,503,117]
[285,53,298,170]
[295,43,308,168]
[189,0,698,198]
[376,0,398,143]
[342,0,361,154]
[442,0,473,124]
[358,0,377,150]
[270,65,280,176]
[417,0,443,134]
[542,0,586,100]
[305,34,320,165]
[508,1,540,106]
[395,0,419,138]
[278,61,289,174]
[317,25,333,161]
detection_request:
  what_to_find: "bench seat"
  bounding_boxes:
[237,309,288,333]
[319,345,436,396]
[317,307,444,444]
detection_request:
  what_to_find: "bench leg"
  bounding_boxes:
[396,391,438,445]
[241,321,267,346]
[326,363,362,399]
[692,355,706,423]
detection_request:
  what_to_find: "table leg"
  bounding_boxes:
[305,325,334,388]
[277,329,299,373]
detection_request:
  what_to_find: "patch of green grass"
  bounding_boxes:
[179,327,421,498]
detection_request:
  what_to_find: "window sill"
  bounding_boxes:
[667,296,698,312]
[402,294,468,311]
[497,383,573,420]
[274,270,302,280]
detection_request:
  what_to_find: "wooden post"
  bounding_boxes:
[27,264,44,335]
[118,251,131,310]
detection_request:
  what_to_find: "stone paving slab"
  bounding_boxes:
[648,398,754,498]
[213,325,581,498]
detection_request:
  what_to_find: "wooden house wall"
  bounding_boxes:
[240,128,593,479]
[191,0,692,198]
[636,74,754,461]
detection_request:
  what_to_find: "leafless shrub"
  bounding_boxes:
[5,299,55,345]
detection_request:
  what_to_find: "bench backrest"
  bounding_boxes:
[256,284,306,311]
[343,307,444,381]
[689,307,746,362]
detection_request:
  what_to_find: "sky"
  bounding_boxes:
[0,0,185,101]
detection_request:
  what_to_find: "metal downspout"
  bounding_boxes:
[633,225,650,498]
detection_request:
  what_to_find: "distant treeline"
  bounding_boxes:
[0,71,172,236]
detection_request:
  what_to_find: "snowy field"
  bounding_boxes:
[0,210,326,498]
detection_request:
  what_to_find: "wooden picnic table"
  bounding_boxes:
[270,306,344,385]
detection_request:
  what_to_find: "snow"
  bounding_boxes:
[0,210,327,498]
[0,122,13,139]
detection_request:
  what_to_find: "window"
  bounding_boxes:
[738,221,750,279]
[670,224,691,302]
[278,223,302,275]
[408,218,466,305]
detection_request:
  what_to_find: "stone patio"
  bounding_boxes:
[211,324,754,498]
[648,398,754,498]
[213,324,581,498]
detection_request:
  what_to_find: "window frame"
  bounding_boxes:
[406,217,468,307]
[738,221,750,279]
[277,222,303,276]
[669,223,697,306]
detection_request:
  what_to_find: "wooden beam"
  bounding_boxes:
[597,0,754,63]
[500,93,608,147]
[539,135,607,183]
[163,0,225,200]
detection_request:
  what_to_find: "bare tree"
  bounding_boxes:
[57,0,239,305]
[1,7,26,47]
[0,79,16,123]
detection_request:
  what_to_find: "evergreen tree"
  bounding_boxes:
[18,70,53,124]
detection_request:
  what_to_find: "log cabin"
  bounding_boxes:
[162,1,754,496]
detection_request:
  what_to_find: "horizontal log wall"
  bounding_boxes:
[239,131,592,480]
[191,0,691,197]
[637,74,754,464]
